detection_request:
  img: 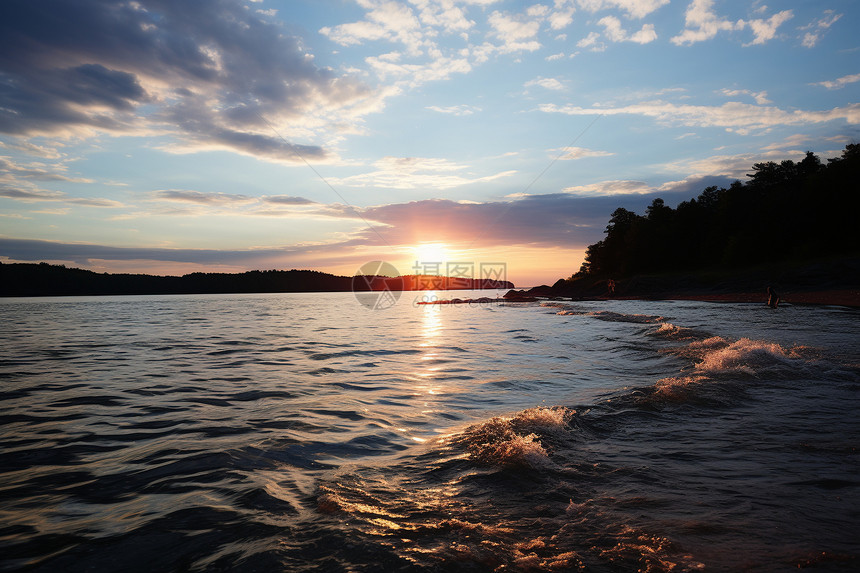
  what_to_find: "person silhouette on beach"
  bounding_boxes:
[607,279,616,296]
[766,286,780,308]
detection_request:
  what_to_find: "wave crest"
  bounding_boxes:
[454,407,574,469]
[695,338,795,375]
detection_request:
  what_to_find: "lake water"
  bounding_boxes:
[1,291,858,572]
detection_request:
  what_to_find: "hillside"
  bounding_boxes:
[0,264,513,297]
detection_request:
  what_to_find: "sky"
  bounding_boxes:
[1,0,858,287]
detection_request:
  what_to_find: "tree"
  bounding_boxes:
[570,144,859,280]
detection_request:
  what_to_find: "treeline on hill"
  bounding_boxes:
[0,266,358,297]
[0,264,514,297]
[572,144,860,281]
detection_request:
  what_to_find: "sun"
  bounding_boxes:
[413,243,448,266]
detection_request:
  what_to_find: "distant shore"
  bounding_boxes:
[0,262,514,297]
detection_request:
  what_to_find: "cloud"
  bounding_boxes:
[577,32,605,51]
[426,104,482,115]
[525,77,565,91]
[488,10,541,42]
[671,0,744,46]
[411,0,475,33]
[153,189,255,206]
[0,185,65,202]
[0,182,122,206]
[321,1,553,88]
[326,156,517,190]
[261,195,317,206]
[719,88,771,105]
[539,100,860,135]
[366,53,472,86]
[656,174,737,194]
[671,1,793,47]
[577,0,670,19]
[660,150,816,179]
[321,1,425,55]
[0,0,374,160]
[557,146,615,160]
[486,10,542,53]
[800,10,842,48]
[547,2,575,30]
[598,16,657,44]
[0,141,64,159]
[814,73,860,90]
[0,237,304,267]
[562,179,651,195]
[743,10,792,46]
[67,197,125,208]
[0,157,93,182]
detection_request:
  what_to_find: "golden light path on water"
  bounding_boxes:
[412,292,445,443]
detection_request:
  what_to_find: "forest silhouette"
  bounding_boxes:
[563,144,859,286]
[0,265,513,297]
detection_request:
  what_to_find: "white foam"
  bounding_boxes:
[695,338,793,374]
[458,407,574,469]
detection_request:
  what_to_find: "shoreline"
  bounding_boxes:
[556,289,860,308]
[509,259,860,309]
[418,289,860,308]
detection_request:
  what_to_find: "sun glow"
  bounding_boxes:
[413,243,449,267]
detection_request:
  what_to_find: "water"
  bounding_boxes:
[1,292,858,572]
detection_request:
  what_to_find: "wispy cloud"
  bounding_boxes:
[426,104,482,116]
[0,141,64,159]
[0,157,92,183]
[326,156,517,190]
[0,186,65,202]
[153,190,256,206]
[719,88,771,105]
[525,77,565,91]
[0,183,122,207]
[577,32,605,51]
[539,100,860,135]
[261,195,318,206]
[800,10,842,48]
[322,1,426,54]
[562,179,652,195]
[556,146,615,160]
[577,0,670,20]
[814,72,860,90]
[660,149,818,179]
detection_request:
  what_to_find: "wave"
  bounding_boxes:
[448,406,573,469]
[307,306,858,571]
[313,401,710,571]
[545,302,665,324]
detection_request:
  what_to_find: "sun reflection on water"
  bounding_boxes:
[419,292,443,348]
